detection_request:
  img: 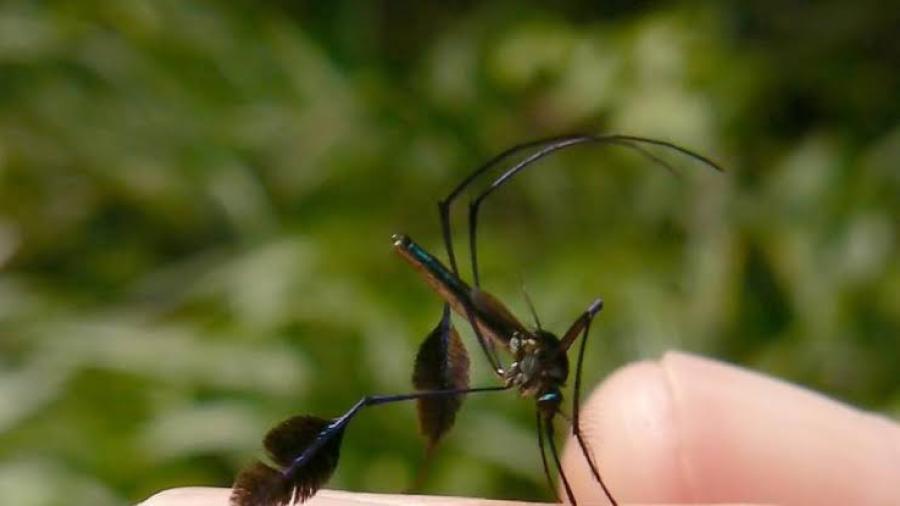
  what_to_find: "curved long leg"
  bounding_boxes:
[565,298,618,506]
[284,384,511,477]
[435,133,721,377]
[466,135,723,287]
[437,135,601,374]
[535,410,559,502]
[439,135,589,274]
[545,415,577,505]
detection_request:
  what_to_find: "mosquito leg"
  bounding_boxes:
[283,384,510,477]
[437,135,600,372]
[437,132,721,369]
[441,198,500,374]
[545,416,577,505]
[437,141,558,371]
[572,431,615,505]
[475,135,722,208]
[465,134,723,288]
[438,138,569,274]
[565,298,618,506]
[439,133,721,286]
[535,410,559,502]
[438,134,595,275]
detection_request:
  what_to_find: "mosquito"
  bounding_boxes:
[230,134,723,506]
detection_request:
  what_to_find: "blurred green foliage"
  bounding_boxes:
[0,1,897,505]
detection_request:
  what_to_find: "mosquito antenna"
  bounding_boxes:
[520,276,543,331]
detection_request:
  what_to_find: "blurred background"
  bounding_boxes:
[0,1,897,505]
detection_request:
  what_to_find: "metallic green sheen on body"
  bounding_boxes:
[393,234,470,298]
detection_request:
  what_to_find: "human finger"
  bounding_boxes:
[139,488,550,506]
[561,351,900,505]
[139,486,763,505]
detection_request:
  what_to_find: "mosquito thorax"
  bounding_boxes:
[505,330,569,398]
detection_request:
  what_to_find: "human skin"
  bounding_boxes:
[140,352,900,506]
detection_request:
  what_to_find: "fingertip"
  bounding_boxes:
[562,359,689,504]
[138,488,548,506]
[563,351,900,506]
[140,487,230,506]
